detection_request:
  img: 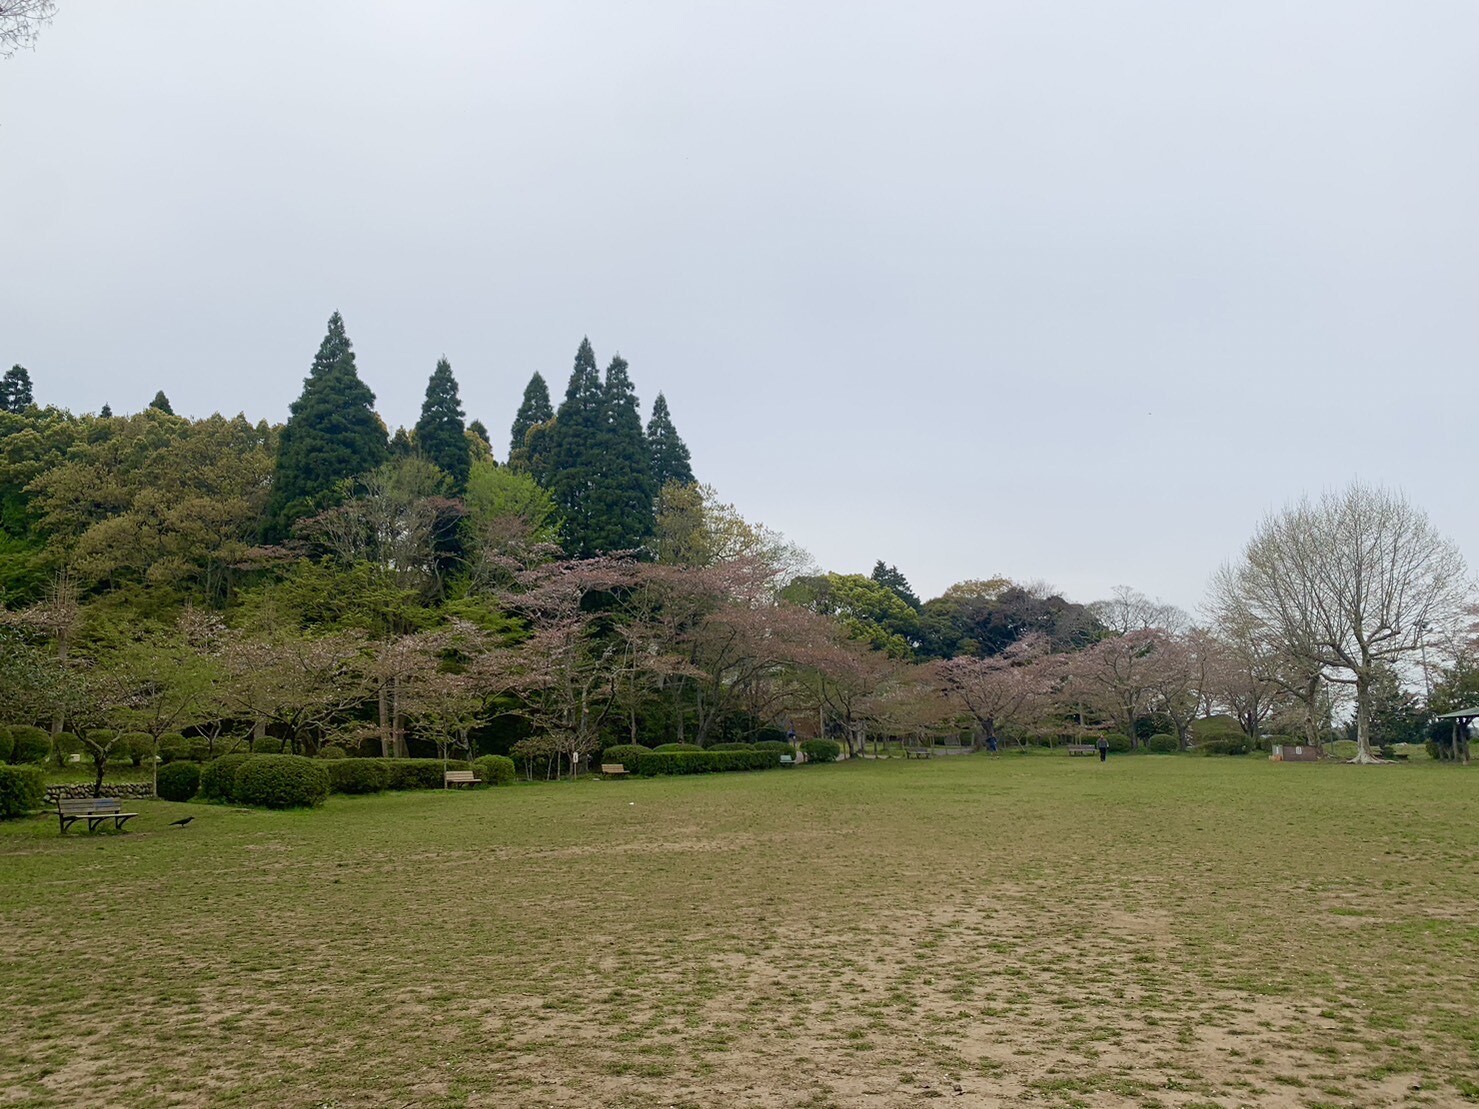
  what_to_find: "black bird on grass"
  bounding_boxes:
[168,816,194,827]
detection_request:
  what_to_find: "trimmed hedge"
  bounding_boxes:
[120,732,153,766]
[51,732,79,764]
[0,764,46,819]
[0,727,12,763]
[2,725,50,764]
[599,744,651,772]
[234,755,331,809]
[1199,737,1251,756]
[753,740,793,755]
[200,754,252,802]
[157,761,201,802]
[653,743,704,752]
[706,742,754,751]
[473,754,516,786]
[317,746,348,759]
[251,736,286,755]
[158,733,209,763]
[800,739,840,763]
[1147,733,1179,754]
[325,758,390,795]
[383,758,470,790]
[634,749,782,776]
[1104,733,1133,754]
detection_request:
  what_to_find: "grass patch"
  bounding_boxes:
[1,755,1475,1106]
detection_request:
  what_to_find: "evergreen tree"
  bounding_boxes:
[871,561,922,610]
[467,419,490,446]
[645,392,694,491]
[389,427,414,458]
[414,357,470,491]
[1,365,33,412]
[263,312,389,541]
[507,372,553,469]
[539,339,606,557]
[99,403,113,418]
[149,390,174,415]
[586,354,656,553]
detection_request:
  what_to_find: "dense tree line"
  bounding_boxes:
[2,319,1474,778]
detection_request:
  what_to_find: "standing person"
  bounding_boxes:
[1096,734,1109,762]
[986,734,999,757]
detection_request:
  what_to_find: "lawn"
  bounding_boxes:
[1,755,1475,1108]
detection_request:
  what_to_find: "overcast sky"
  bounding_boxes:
[3,1,1476,610]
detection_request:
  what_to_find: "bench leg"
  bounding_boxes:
[115,816,134,832]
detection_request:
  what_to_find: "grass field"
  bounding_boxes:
[1,755,1475,1108]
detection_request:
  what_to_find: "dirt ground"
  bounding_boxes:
[1,755,1475,1107]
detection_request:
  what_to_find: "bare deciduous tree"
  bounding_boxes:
[0,0,55,58]
[1213,483,1469,763]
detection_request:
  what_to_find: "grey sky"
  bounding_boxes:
[3,1,1476,610]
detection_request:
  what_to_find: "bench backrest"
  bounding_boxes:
[444,771,476,782]
[58,797,123,814]
[600,764,627,773]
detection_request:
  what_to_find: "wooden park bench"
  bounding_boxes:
[1065,744,1097,756]
[56,796,138,835]
[778,754,795,766]
[600,763,629,776]
[903,745,931,759]
[444,770,481,788]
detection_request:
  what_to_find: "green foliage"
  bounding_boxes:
[264,312,389,540]
[472,754,516,786]
[158,733,207,763]
[507,372,554,468]
[1147,733,1179,754]
[119,732,152,766]
[870,561,921,610]
[464,459,561,547]
[251,735,285,755]
[1199,736,1251,756]
[325,758,390,795]
[380,758,471,791]
[645,392,694,491]
[916,580,1103,659]
[317,746,348,760]
[156,761,201,802]
[0,727,11,763]
[633,749,782,775]
[538,339,610,558]
[800,739,840,763]
[50,732,78,764]
[1190,715,1245,743]
[149,390,174,415]
[7,724,50,764]
[783,573,919,657]
[753,740,793,755]
[200,754,252,802]
[0,764,45,818]
[705,742,754,751]
[1104,733,1133,753]
[234,754,331,809]
[653,743,703,752]
[414,358,470,491]
[599,744,651,772]
[1,366,34,413]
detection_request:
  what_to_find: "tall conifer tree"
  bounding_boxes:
[540,339,606,557]
[507,372,553,468]
[149,390,174,415]
[414,357,470,490]
[586,355,656,553]
[1,365,33,412]
[646,392,694,491]
[263,312,389,541]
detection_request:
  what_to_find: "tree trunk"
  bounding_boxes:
[378,685,392,758]
[1350,671,1382,764]
[92,751,106,798]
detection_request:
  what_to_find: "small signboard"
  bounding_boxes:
[1271,744,1320,762]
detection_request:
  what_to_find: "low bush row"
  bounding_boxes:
[193,755,517,807]
[800,739,841,763]
[2,725,51,765]
[633,749,784,775]
[0,764,46,819]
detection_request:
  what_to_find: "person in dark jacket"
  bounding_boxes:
[1096,735,1109,762]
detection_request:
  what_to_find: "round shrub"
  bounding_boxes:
[1147,733,1179,754]
[1199,736,1251,756]
[473,754,516,786]
[317,745,348,760]
[156,761,201,802]
[0,727,13,764]
[0,764,46,819]
[157,733,190,763]
[753,740,792,755]
[119,732,153,766]
[250,735,285,755]
[600,744,651,772]
[1104,733,1133,753]
[200,754,252,802]
[800,739,840,763]
[234,754,330,809]
[325,757,390,795]
[50,731,79,765]
[653,743,703,752]
[706,742,754,751]
[382,758,469,791]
